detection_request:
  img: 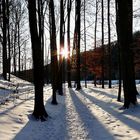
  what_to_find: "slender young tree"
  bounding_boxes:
[94,0,98,50]
[101,0,104,88]
[28,0,48,120]
[13,11,17,75]
[115,0,122,101]
[108,0,112,88]
[49,0,58,105]
[118,0,138,108]
[6,0,11,81]
[67,0,72,88]
[94,0,98,87]
[75,0,81,90]
[18,20,20,74]
[84,0,87,88]
[58,0,65,95]
[17,3,21,75]
[2,0,7,80]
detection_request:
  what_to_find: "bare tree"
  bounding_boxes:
[13,10,18,75]
[84,0,87,88]
[118,0,138,108]
[37,0,45,85]
[28,0,48,120]
[75,0,81,90]
[94,0,99,87]
[115,0,122,101]
[58,0,65,95]
[2,0,7,80]
[67,0,72,88]
[6,0,11,81]
[108,0,111,88]
[49,0,58,105]
[101,0,104,88]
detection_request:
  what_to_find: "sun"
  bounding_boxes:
[61,48,69,59]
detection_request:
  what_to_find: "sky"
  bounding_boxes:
[50,0,140,53]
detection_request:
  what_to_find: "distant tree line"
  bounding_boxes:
[18,31,140,83]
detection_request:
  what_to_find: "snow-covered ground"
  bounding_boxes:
[0,76,140,140]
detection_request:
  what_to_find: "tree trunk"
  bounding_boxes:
[49,0,58,105]
[58,0,65,95]
[45,38,49,84]
[84,0,87,88]
[38,0,44,85]
[117,42,122,102]
[18,20,20,74]
[101,0,104,88]
[108,0,112,88]
[67,0,72,88]
[28,0,48,120]
[6,0,11,81]
[118,0,138,108]
[13,14,17,75]
[115,0,122,101]
[2,0,7,80]
[94,0,98,87]
[75,0,81,90]
[94,0,98,50]
[24,42,27,71]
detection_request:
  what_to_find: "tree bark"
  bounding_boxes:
[2,0,7,80]
[67,0,72,88]
[84,0,87,88]
[13,13,17,75]
[115,0,122,101]
[6,0,11,81]
[18,19,20,74]
[94,0,98,50]
[94,0,98,87]
[101,0,104,88]
[75,0,81,90]
[58,0,65,95]
[38,0,44,85]
[118,0,138,108]
[108,0,112,88]
[49,0,58,105]
[28,0,48,120]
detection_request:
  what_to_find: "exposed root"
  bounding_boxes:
[32,110,48,122]
[76,87,81,91]
[119,106,128,110]
[51,100,58,105]
[117,99,122,102]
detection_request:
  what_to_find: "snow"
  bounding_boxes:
[0,76,140,140]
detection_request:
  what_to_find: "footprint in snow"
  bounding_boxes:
[126,130,130,133]
[12,129,17,132]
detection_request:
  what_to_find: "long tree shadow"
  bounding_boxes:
[87,88,121,108]
[88,87,117,100]
[0,95,34,117]
[79,89,140,132]
[69,88,115,140]
[13,94,69,140]
[89,87,140,115]
[86,88,139,118]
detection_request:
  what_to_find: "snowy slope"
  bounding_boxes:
[0,77,140,140]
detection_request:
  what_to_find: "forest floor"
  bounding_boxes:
[0,76,140,140]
